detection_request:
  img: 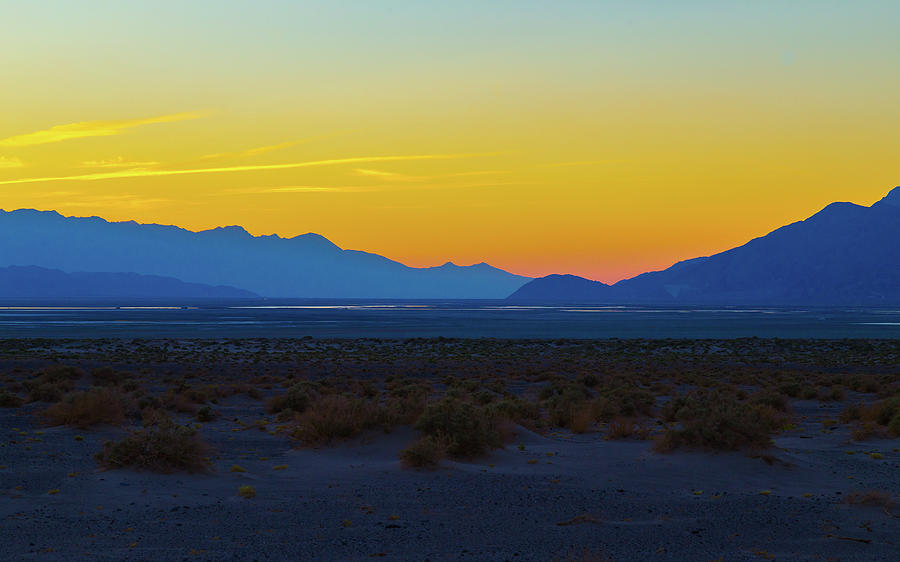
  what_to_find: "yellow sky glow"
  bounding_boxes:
[0,2,898,283]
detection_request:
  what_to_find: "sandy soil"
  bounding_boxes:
[2,397,898,560]
[1,338,898,560]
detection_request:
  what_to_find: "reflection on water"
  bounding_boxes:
[0,300,897,339]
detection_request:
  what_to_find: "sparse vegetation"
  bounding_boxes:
[0,337,899,558]
[42,387,127,428]
[94,421,211,473]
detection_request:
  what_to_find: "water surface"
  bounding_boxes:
[0,300,898,339]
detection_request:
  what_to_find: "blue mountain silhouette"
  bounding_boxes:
[0,265,256,298]
[509,187,900,304]
[0,211,529,298]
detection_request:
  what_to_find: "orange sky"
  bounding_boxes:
[1,2,898,282]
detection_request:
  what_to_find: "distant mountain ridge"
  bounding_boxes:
[0,265,256,299]
[509,187,900,305]
[0,210,529,298]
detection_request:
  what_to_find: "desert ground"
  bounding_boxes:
[1,338,898,560]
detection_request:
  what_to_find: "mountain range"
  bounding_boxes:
[0,210,529,298]
[0,187,896,303]
[509,187,900,304]
[0,265,255,299]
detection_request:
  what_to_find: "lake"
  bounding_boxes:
[0,301,898,339]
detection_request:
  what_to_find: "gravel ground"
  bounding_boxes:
[2,394,899,561]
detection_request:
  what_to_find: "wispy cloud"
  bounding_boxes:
[353,168,404,179]
[200,140,301,161]
[28,190,82,198]
[225,179,523,195]
[54,194,173,210]
[226,185,370,194]
[540,160,621,168]
[79,156,160,169]
[0,112,203,147]
[199,131,357,162]
[0,152,499,186]
[351,168,508,182]
[0,156,24,168]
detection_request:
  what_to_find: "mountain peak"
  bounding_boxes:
[202,225,250,236]
[3,208,63,219]
[288,232,341,250]
[874,186,900,208]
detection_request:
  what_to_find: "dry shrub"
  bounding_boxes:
[163,390,198,414]
[842,396,900,438]
[569,404,594,434]
[850,421,882,442]
[551,548,611,562]
[399,434,449,469]
[867,396,900,426]
[43,387,126,428]
[840,403,862,424]
[291,394,384,445]
[140,406,172,427]
[604,417,651,440]
[383,384,430,426]
[844,490,895,509]
[0,390,23,408]
[95,421,211,473]
[24,365,84,403]
[90,366,125,387]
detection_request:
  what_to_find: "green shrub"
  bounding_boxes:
[578,373,599,387]
[820,386,846,402]
[873,397,900,426]
[544,384,591,427]
[95,421,211,473]
[487,397,541,425]
[778,382,802,398]
[267,383,313,414]
[655,390,784,452]
[399,435,449,468]
[887,413,900,438]
[604,385,656,418]
[749,390,789,412]
[414,397,503,458]
[196,405,215,422]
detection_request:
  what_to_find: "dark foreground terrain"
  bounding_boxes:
[1,338,898,560]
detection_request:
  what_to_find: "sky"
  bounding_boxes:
[1,1,898,283]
